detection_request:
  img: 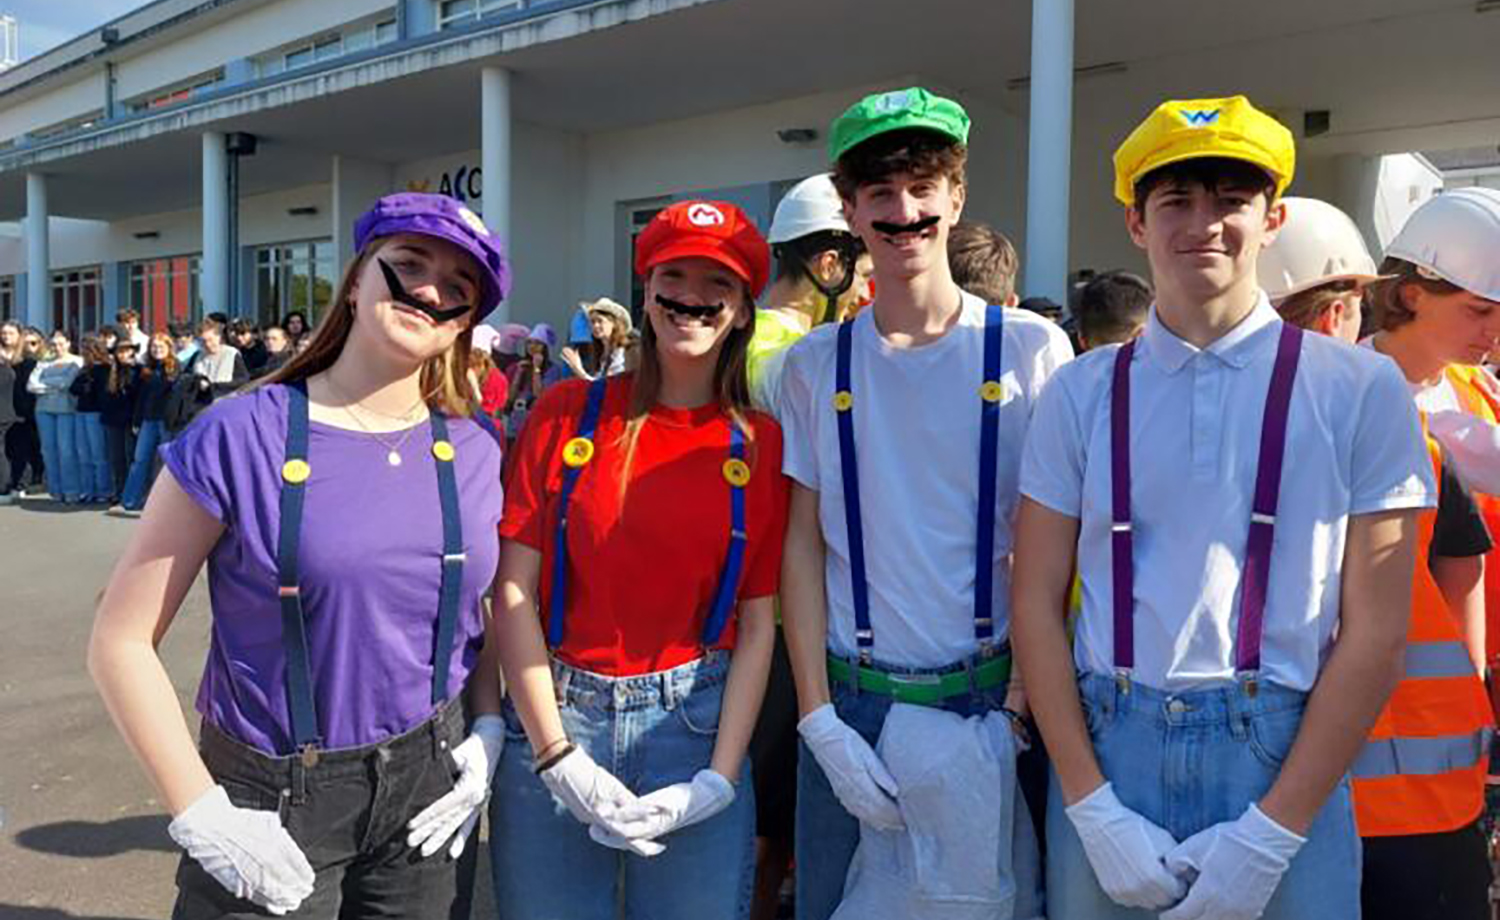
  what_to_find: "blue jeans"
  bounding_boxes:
[794,657,1042,920]
[36,411,81,502]
[1045,674,1361,920]
[488,652,755,920]
[121,420,164,510]
[76,412,112,499]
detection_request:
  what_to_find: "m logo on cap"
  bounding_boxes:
[687,204,726,228]
[1179,108,1222,127]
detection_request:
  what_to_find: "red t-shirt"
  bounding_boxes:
[501,375,789,676]
[479,367,509,416]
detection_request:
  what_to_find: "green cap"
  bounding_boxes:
[828,87,971,162]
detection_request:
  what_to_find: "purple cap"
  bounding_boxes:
[526,322,557,352]
[353,192,511,321]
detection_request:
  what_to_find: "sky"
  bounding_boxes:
[2,0,146,62]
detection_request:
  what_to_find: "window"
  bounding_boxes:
[31,109,105,140]
[126,72,224,114]
[438,0,524,30]
[0,276,13,322]
[255,240,336,328]
[260,15,397,76]
[616,198,670,322]
[127,256,201,333]
[51,268,102,337]
[285,45,315,70]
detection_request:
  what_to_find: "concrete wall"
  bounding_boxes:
[111,0,393,101]
[0,72,104,141]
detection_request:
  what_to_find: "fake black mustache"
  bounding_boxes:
[656,294,726,321]
[871,216,941,236]
[377,259,473,324]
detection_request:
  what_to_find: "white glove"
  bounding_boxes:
[167,785,316,916]
[797,703,904,831]
[1160,803,1306,920]
[406,715,505,859]
[592,769,735,843]
[1064,782,1187,910]
[539,745,663,857]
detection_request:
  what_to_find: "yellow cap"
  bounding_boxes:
[1112,96,1295,207]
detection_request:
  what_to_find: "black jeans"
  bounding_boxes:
[103,424,135,498]
[5,417,40,491]
[1361,819,1493,920]
[0,420,12,495]
[173,698,472,920]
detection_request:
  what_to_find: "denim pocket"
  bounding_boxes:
[217,776,287,822]
[1247,706,1301,770]
[677,680,726,736]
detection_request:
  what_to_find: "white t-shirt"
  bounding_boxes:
[1022,298,1436,692]
[779,291,1074,667]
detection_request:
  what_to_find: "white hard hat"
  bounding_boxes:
[1385,186,1500,302]
[768,174,849,244]
[1258,197,1382,302]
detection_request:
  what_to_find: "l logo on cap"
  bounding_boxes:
[687,204,726,228]
[1180,109,1222,127]
[874,91,911,112]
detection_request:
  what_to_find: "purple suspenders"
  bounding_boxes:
[1109,322,1305,692]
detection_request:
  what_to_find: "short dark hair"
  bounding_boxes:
[948,221,1018,305]
[832,128,967,200]
[206,311,230,326]
[229,318,258,336]
[1075,270,1152,348]
[1132,157,1278,216]
[168,321,193,338]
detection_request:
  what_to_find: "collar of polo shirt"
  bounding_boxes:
[1138,294,1281,374]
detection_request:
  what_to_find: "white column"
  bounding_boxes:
[25,172,49,330]
[481,66,512,323]
[1023,0,1075,305]
[201,131,229,317]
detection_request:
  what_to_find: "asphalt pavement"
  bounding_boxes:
[0,496,496,919]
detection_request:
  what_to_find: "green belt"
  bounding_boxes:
[826,651,1012,706]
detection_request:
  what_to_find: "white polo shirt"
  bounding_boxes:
[1020,297,1435,692]
[779,292,1074,668]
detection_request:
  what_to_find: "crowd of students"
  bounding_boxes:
[74,85,1500,920]
[0,310,318,510]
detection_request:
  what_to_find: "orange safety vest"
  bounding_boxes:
[1352,430,1494,837]
[1444,365,1500,673]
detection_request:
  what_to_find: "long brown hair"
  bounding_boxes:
[616,272,757,492]
[261,240,478,417]
[0,320,22,365]
[139,332,179,381]
[79,334,110,367]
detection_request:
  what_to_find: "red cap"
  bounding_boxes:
[634,200,771,298]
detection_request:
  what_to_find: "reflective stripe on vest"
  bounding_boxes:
[1404,640,1478,680]
[1353,729,1491,779]
[277,382,466,757]
[1109,323,1303,680]
[547,375,747,650]
[1351,430,1493,837]
[833,304,1006,661]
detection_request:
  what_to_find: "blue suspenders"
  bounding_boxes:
[277,383,466,762]
[833,304,1006,664]
[547,375,749,649]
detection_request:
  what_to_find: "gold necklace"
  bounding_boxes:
[327,379,429,467]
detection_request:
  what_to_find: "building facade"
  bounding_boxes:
[0,0,1495,334]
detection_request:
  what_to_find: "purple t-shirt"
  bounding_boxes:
[163,383,503,755]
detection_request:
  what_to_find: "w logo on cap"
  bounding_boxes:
[1179,108,1222,127]
[687,204,726,227]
